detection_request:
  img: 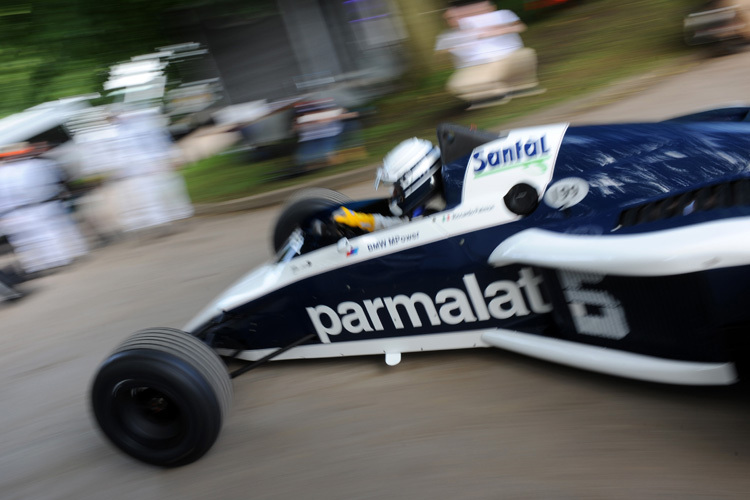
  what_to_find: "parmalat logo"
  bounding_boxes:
[306,267,551,343]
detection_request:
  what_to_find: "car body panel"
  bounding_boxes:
[185,109,750,385]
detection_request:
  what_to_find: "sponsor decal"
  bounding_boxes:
[544,177,589,210]
[472,135,551,178]
[442,204,495,223]
[306,267,552,343]
[346,247,358,257]
[366,231,419,252]
[463,124,568,203]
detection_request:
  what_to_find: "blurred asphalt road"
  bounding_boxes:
[4,50,750,500]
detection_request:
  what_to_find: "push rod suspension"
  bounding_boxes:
[230,333,317,379]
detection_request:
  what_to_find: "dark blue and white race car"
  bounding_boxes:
[91,107,750,467]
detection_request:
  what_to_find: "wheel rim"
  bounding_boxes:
[112,380,187,449]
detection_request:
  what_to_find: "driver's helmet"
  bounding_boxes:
[375,138,442,216]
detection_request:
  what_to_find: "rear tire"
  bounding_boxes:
[272,188,351,252]
[91,328,232,467]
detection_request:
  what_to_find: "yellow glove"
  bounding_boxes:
[333,207,376,232]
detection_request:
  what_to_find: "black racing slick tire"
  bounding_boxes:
[90,328,232,467]
[272,188,352,253]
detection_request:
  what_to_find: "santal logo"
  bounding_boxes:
[306,268,551,343]
[472,135,551,178]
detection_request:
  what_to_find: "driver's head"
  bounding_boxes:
[375,138,442,216]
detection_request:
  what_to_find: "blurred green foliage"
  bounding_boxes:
[0,0,280,118]
[0,1,177,116]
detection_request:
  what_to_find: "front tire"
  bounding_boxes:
[91,328,232,467]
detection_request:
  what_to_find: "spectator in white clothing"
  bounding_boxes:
[436,0,541,107]
[0,143,88,277]
[107,108,194,234]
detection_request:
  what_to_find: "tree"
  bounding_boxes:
[0,0,179,116]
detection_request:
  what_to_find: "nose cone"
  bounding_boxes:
[183,262,282,333]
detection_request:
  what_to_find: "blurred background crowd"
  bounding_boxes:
[0,0,746,300]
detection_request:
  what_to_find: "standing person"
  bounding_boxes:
[0,143,88,278]
[108,108,194,235]
[435,0,541,108]
[292,98,359,176]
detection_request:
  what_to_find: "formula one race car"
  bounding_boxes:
[91,107,750,466]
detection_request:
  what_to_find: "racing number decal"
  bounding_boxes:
[558,271,629,339]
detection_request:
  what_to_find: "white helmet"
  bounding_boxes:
[375,138,442,216]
